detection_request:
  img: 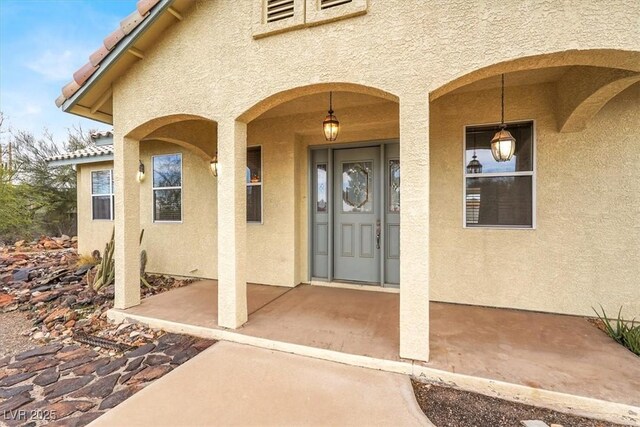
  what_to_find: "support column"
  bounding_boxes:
[114,135,141,309]
[217,119,248,328]
[399,91,430,362]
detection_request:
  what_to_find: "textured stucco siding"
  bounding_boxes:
[77,162,116,256]
[99,0,640,327]
[430,83,640,318]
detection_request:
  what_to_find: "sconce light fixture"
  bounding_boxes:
[210,152,218,177]
[136,161,145,183]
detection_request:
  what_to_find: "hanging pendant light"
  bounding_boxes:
[323,91,340,141]
[490,74,516,162]
[466,132,483,174]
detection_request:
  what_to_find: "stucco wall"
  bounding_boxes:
[430,83,640,318]
[138,141,218,278]
[77,162,117,256]
[101,0,639,320]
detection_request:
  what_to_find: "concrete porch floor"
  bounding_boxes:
[110,280,640,409]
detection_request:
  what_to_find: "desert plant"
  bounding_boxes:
[139,229,152,289]
[593,305,640,356]
[92,228,115,291]
[77,253,99,267]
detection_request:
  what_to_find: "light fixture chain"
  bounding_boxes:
[501,73,505,125]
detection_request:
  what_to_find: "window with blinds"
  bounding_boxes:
[463,122,535,228]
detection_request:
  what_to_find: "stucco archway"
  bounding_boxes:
[236,82,399,124]
[430,49,640,132]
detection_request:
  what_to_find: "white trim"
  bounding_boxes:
[462,119,536,230]
[247,145,263,224]
[90,169,114,221]
[151,153,183,223]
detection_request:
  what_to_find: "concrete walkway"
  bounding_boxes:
[89,341,432,426]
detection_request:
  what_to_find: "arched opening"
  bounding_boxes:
[426,49,640,324]
[116,114,219,299]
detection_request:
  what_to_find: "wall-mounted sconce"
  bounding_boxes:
[210,152,218,177]
[136,161,145,183]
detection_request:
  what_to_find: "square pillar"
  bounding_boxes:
[399,92,430,362]
[114,135,141,309]
[217,119,248,328]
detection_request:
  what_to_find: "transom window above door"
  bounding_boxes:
[464,121,535,228]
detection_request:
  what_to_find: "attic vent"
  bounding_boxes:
[266,0,295,23]
[320,0,353,10]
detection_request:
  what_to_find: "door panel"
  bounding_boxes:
[334,147,380,283]
[385,143,400,284]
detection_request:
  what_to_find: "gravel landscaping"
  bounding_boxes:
[412,381,622,427]
[0,311,33,358]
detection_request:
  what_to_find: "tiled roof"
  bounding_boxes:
[91,130,114,140]
[46,145,114,163]
[55,0,162,108]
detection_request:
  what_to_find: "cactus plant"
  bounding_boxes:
[92,228,115,291]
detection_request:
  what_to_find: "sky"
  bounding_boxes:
[0,0,135,146]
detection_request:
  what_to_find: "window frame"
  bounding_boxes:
[91,169,114,221]
[151,153,183,224]
[462,119,537,230]
[247,145,264,224]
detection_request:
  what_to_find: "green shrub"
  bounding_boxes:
[593,305,640,356]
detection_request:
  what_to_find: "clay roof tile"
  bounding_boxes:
[55,0,164,109]
[137,0,160,17]
[89,45,110,67]
[73,62,99,86]
[104,27,126,51]
[62,80,81,99]
[120,10,145,36]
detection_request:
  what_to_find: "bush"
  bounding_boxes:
[593,305,640,356]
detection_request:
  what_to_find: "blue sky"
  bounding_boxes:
[0,0,135,145]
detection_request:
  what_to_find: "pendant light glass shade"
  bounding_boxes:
[491,74,516,162]
[490,127,516,162]
[323,92,339,141]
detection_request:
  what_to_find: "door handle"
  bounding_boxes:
[376,220,381,249]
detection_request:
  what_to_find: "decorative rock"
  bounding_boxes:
[96,357,127,376]
[173,346,199,365]
[0,371,37,387]
[56,347,96,362]
[12,268,32,282]
[0,384,33,398]
[0,355,11,367]
[164,339,194,357]
[72,358,110,376]
[98,386,137,410]
[71,373,119,399]
[44,376,93,399]
[0,292,15,307]
[130,365,172,383]
[125,343,155,358]
[192,338,216,351]
[50,410,103,427]
[15,344,62,361]
[119,366,144,384]
[43,400,95,419]
[0,393,34,413]
[125,357,144,372]
[33,367,60,386]
[59,355,95,372]
[144,354,172,366]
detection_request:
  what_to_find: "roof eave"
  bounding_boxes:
[47,154,114,168]
[61,0,174,122]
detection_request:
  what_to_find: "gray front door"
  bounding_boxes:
[333,147,381,283]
